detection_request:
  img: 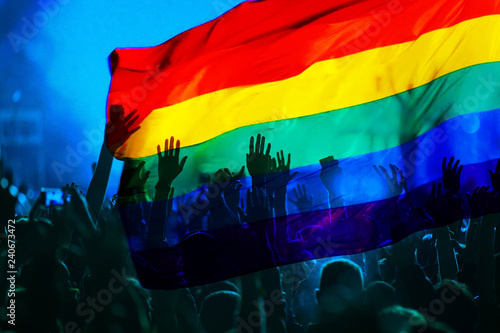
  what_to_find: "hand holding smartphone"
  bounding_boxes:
[319,156,339,169]
[40,188,71,207]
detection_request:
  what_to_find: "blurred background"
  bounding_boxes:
[0,0,244,196]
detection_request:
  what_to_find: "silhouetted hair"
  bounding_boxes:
[365,281,396,311]
[319,259,363,292]
[433,280,477,333]
[197,280,240,309]
[316,259,364,316]
[378,305,456,333]
[200,291,241,333]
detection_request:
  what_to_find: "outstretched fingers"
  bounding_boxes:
[123,109,138,125]
[157,144,162,159]
[234,166,245,179]
[179,156,188,170]
[378,165,390,181]
[169,136,175,156]
[447,156,455,172]
[373,165,383,179]
[163,138,169,156]
[249,136,255,155]
[389,164,398,181]
[452,159,460,174]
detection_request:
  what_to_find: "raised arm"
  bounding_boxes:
[86,141,113,218]
[246,134,271,189]
[320,156,346,224]
[148,136,187,247]
[155,136,187,200]
[427,182,461,281]
[87,105,140,217]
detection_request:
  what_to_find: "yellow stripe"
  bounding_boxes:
[115,15,500,159]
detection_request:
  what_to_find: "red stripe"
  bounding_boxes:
[107,0,500,125]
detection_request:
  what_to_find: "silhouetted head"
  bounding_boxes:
[394,264,434,309]
[377,305,455,333]
[19,255,71,292]
[84,278,152,333]
[316,259,364,315]
[433,280,477,333]
[196,280,240,309]
[365,281,396,312]
[181,231,218,284]
[200,291,241,333]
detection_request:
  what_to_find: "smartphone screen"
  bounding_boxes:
[41,188,70,206]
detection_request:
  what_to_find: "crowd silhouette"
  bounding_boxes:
[0,104,499,332]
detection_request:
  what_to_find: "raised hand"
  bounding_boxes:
[157,136,188,185]
[427,183,446,219]
[485,190,500,215]
[245,187,271,223]
[373,164,406,197]
[205,174,223,203]
[289,184,313,213]
[246,134,271,177]
[276,150,298,185]
[119,161,150,194]
[267,151,298,193]
[465,186,489,218]
[427,183,463,224]
[204,170,243,227]
[213,166,245,184]
[105,105,141,152]
[319,156,343,197]
[442,156,463,195]
[178,191,209,229]
[488,158,500,192]
[62,184,97,240]
[266,158,281,193]
[214,166,245,211]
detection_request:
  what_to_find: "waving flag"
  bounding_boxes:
[107,0,500,289]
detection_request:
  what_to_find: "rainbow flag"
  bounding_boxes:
[107,0,500,289]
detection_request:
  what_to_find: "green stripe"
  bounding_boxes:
[125,61,500,195]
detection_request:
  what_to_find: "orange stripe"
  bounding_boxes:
[108,0,500,112]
